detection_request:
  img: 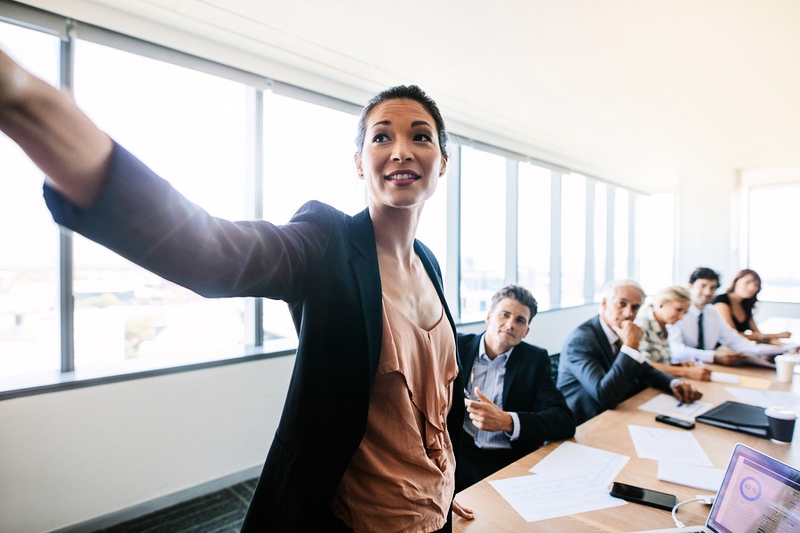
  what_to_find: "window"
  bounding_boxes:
[747,184,800,302]
[518,162,551,310]
[560,173,587,307]
[459,146,507,321]
[0,23,61,378]
[71,40,250,368]
[261,91,362,346]
[593,181,609,300]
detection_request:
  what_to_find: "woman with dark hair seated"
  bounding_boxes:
[713,269,791,345]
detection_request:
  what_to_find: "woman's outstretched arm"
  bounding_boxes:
[0,47,112,209]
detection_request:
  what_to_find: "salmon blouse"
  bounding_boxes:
[331,294,458,532]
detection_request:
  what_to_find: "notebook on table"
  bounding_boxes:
[633,443,800,532]
[695,401,769,438]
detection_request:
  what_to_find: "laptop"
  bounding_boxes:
[634,443,800,532]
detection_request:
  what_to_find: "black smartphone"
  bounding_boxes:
[609,482,678,511]
[655,414,695,429]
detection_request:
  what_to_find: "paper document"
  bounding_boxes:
[529,441,629,488]
[724,387,800,410]
[711,372,739,384]
[658,461,725,492]
[638,393,714,420]
[628,425,713,466]
[489,472,627,522]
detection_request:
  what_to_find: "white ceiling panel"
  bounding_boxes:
[14,0,800,191]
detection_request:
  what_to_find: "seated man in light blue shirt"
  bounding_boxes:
[667,267,790,365]
[455,285,575,492]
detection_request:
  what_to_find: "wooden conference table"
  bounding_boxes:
[453,362,800,532]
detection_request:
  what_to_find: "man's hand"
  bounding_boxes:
[614,320,643,351]
[671,382,702,404]
[713,345,744,366]
[453,499,474,520]
[465,387,514,433]
[683,365,711,381]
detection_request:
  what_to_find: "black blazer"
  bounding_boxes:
[45,143,465,532]
[457,333,575,457]
[557,315,674,425]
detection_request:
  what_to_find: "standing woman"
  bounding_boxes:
[713,269,792,345]
[0,49,472,531]
[636,286,711,381]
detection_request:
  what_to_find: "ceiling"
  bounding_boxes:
[22,0,800,192]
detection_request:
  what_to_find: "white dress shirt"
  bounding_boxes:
[667,304,767,363]
[598,317,646,363]
[601,316,683,390]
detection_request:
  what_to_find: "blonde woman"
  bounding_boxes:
[636,286,711,381]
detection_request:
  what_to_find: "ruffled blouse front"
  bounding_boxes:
[331,294,458,533]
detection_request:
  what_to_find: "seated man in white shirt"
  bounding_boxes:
[667,267,789,365]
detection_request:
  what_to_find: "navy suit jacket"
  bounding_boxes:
[457,334,575,459]
[45,143,465,532]
[557,315,674,425]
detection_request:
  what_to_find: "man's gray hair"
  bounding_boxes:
[603,279,646,302]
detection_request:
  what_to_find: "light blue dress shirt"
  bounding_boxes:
[463,334,521,449]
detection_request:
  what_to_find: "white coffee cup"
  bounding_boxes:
[774,355,796,383]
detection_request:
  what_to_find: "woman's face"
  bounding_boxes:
[355,99,446,212]
[656,299,690,325]
[734,274,760,299]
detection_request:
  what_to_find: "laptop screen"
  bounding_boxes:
[707,444,800,533]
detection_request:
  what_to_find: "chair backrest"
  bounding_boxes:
[548,352,560,383]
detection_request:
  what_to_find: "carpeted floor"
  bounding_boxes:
[94,479,256,533]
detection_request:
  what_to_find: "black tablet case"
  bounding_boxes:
[695,401,769,438]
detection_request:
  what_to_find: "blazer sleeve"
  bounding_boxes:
[562,326,649,410]
[513,350,576,446]
[44,142,333,302]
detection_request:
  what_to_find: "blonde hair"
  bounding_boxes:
[653,285,691,307]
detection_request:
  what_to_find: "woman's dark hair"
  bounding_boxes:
[354,85,448,159]
[726,268,762,314]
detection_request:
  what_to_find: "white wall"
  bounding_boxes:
[0,358,294,533]
[675,169,740,284]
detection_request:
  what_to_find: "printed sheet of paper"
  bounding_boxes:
[724,387,800,410]
[710,372,773,389]
[657,461,725,492]
[711,371,740,384]
[637,393,714,421]
[529,441,629,488]
[628,425,713,466]
[489,472,627,522]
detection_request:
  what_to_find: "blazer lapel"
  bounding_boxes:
[414,240,463,373]
[591,315,616,364]
[503,344,524,406]
[349,208,383,383]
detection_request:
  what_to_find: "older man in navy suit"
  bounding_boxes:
[455,285,575,493]
[557,279,703,426]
